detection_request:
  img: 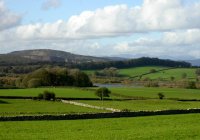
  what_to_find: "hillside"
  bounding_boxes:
[0,49,191,71]
[0,49,110,66]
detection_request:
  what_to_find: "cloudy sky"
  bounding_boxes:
[0,0,200,60]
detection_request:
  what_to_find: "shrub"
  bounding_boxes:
[43,90,56,101]
[95,87,111,100]
[36,91,56,101]
[149,69,157,73]
[181,73,187,79]
[158,92,165,99]
[37,93,43,100]
[186,81,196,89]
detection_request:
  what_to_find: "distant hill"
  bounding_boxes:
[186,59,200,66]
[0,49,110,66]
[0,49,191,70]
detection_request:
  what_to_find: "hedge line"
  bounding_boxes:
[0,96,137,101]
[1,109,200,121]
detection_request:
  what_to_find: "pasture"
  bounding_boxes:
[79,100,200,111]
[110,87,200,99]
[118,66,168,77]
[142,68,196,80]
[0,114,200,140]
[0,87,96,98]
[86,66,197,81]
[0,99,104,116]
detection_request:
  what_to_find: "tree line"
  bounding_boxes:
[0,68,92,88]
[70,57,191,70]
[0,57,192,75]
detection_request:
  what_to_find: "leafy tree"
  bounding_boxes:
[95,87,111,100]
[158,92,165,99]
[37,93,43,100]
[72,70,93,87]
[181,73,187,79]
[149,69,157,73]
[170,76,175,81]
[27,78,41,88]
[43,90,56,101]
[186,81,196,89]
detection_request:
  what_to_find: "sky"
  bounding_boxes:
[0,0,200,60]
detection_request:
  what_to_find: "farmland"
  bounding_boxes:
[142,68,196,80]
[0,114,200,140]
[87,66,197,81]
[79,100,200,111]
[0,99,104,116]
[0,87,96,98]
[118,66,168,77]
[0,86,200,139]
[110,87,200,99]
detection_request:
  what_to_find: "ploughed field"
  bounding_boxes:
[0,114,200,140]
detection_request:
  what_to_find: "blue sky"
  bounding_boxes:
[4,0,142,24]
[0,0,200,59]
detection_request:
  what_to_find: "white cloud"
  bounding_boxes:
[42,0,61,10]
[0,0,200,59]
[111,29,200,59]
[0,0,21,31]
[1,0,200,40]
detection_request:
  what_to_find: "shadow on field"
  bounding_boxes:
[0,100,9,104]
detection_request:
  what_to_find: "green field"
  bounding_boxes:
[0,99,103,116]
[118,66,168,77]
[0,87,96,98]
[110,87,200,99]
[0,114,200,140]
[79,100,200,111]
[1,87,200,99]
[143,68,196,80]
[86,66,197,81]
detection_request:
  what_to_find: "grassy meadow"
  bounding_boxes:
[86,66,197,81]
[0,114,200,140]
[118,66,168,77]
[110,87,200,99]
[0,87,96,98]
[0,99,104,116]
[79,100,200,111]
[142,68,196,80]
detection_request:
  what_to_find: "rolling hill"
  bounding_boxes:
[0,49,110,65]
[0,49,191,70]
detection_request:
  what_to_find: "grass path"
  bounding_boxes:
[61,100,120,112]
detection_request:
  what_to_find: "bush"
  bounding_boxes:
[37,93,43,100]
[95,87,111,100]
[43,91,56,101]
[158,92,165,99]
[149,69,157,73]
[36,91,56,101]
[186,81,196,89]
